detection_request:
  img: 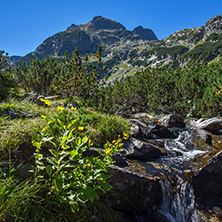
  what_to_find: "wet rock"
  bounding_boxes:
[122,138,162,161]
[44,95,59,100]
[51,101,65,107]
[159,114,185,128]
[191,129,213,151]
[196,129,212,145]
[105,165,162,217]
[190,117,222,134]
[143,124,178,140]
[192,150,222,210]
[147,211,170,222]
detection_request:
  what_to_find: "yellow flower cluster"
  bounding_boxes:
[41,115,47,119]
[123,132,129,140]
[57,106,65,111]
[40,98,51,106]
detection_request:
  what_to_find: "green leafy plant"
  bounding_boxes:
[32,108,126,212]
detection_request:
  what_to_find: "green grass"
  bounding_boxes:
[0,96,132,221]
[0,99,130,158]
[0,98,130,221]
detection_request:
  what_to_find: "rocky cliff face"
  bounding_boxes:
[204,15,222,39]
[132,26,158,41]
[18,15,222,80]
[87,16,126,30]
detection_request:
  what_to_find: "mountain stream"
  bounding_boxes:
[141,130,207,222]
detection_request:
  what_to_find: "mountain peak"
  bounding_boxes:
[132,26,158,40]
[87,16,126,30]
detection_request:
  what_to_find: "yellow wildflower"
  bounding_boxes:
[77,126,84,131]
[118,143,124,147]
[123,132,129,140]
[41,115,47,119]
[46,101,51,106]
[57,106,64,111]
[104,147,111,155]
[71,107,77,111]
[87,163,91,167]
[112,140,116,144]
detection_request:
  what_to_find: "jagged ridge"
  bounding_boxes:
[17,15,222,80]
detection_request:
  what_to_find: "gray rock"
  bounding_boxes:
[192,150,222,210]
[122,138,161,161]
[143,124,178,140]
[159,113,185,128]
[190,117,222,134]
[130,113,158,125]
[132,26,158,41]
[105,165,162,216]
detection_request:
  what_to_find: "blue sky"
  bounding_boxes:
[1,0,222,56]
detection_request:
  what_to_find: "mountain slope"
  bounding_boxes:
[17,15,222,80]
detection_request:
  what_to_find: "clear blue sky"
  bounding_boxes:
[1,0,222,56]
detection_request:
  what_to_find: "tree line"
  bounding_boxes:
[1,48,222,117]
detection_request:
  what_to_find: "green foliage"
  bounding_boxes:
[0,168,39,221]
[16,55,61,95]
[15,46,106,100]
[0,51,14,100]
[97,59,222,117]
[182,36,222,62]
[32,108,126,212]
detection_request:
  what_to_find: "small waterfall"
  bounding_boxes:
[156,130,205,222]
[159,178,198,222]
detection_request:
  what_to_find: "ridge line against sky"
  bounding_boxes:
[1,0,222,56]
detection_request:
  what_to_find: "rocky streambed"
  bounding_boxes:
[4,109,222,221]
[103,113,222,222]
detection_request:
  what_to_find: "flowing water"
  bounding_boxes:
[145,130,206,222]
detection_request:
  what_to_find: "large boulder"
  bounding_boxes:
[192,150,222,210]
[105,165,162,217]
[159,114,185,128]
[190,129,213,151]
[143,124,178,140]
[189,117,222,134]
[122,138,162,161]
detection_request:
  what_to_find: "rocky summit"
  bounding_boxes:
[16,15,222,80]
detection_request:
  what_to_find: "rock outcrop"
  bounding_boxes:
[189,117,222,134]
[87,16,126,30]
[192,150,222,210]
[132,26,158,40]
[105,165,162,217]
[204,15,222,40]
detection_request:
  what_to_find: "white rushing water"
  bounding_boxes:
[157,131,206,222]
[159,179,199,222]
